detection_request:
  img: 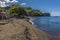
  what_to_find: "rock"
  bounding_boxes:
[0,19,49,40]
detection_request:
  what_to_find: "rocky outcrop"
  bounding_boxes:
[0,19,49,40]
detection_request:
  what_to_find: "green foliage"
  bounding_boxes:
[0,8,2,12]
[0,8,4,12]
[31,10,43,16]
[5,4,50,17]
[43,13,50,16]
[6,5,27,17]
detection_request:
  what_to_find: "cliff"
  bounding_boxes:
[0,19,49,40]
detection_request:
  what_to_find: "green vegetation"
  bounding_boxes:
[43,13,50,16]
[0,4,50,18]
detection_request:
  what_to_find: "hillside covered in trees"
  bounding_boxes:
[0,4,50,18]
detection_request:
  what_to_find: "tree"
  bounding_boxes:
[6,5,27,17]
[6,4,50,17]
[43,13,50,16]
[0,8,2,12]
[29,10,43,16]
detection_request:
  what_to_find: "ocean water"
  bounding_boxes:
[32,16,60,35]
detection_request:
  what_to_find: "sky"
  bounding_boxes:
[0,0,60,16]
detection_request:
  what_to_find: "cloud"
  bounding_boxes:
[5,0,10,3]
[0,1,6,7]
[21,3,26,6]
[51,11,60,16]
[49,10,60,16]
[11,0,18,2]
[5,0,18,3]
[0,0,18,7]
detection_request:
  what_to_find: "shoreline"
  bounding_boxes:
[0,18,49,40]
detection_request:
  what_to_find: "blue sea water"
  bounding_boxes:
[32,16,60,35]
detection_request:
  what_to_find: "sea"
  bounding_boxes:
[32,16,60,40]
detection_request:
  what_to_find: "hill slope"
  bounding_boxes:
[0,19,49,40]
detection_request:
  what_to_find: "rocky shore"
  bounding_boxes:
[0,18,49,40]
